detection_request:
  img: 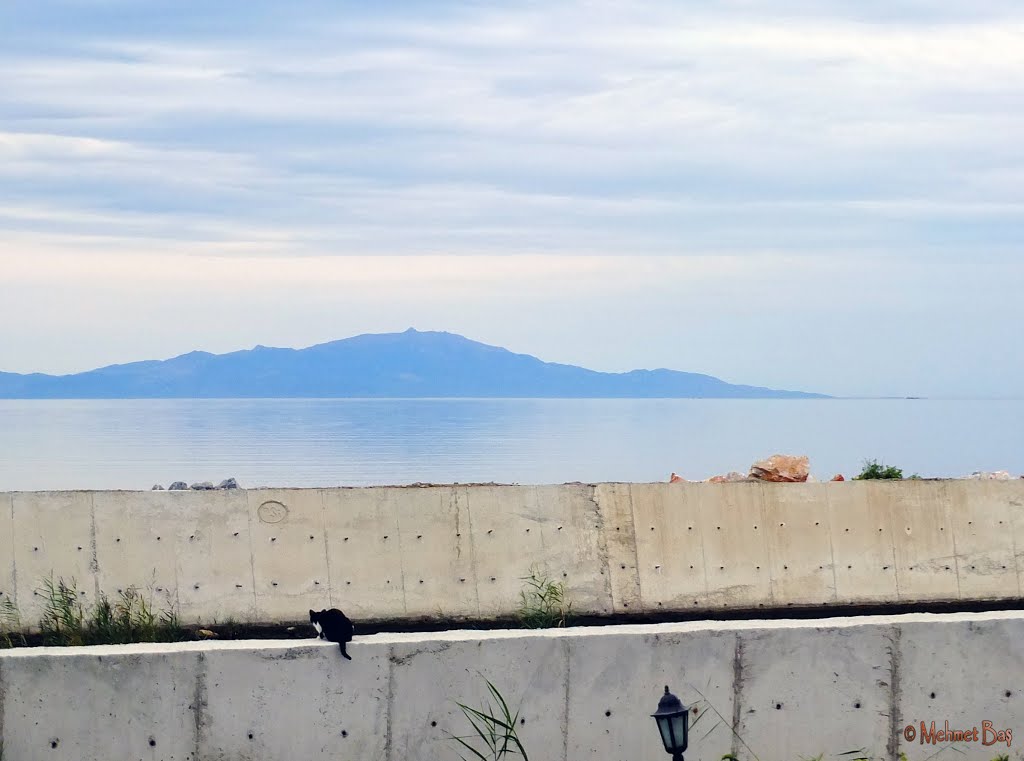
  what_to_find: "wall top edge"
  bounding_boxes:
[4,609,1023,659]
[3,479,1023,496]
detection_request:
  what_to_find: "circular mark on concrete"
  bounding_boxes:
[258,500,289,524]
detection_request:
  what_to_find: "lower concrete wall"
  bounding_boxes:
[3,481,1024,630]
[2,611,1022,761]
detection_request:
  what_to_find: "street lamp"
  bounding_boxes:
[652,685,689,760]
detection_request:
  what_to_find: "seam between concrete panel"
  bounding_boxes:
[885,625,902,761]
[698,487,712,608]
[587,485,615,614]
[942,482,963,601]
[730,633,744,760]
[388,490,408,616]
[8,493,17,611]
[385,644,396,761]
[0,659,5,750]
[824,486,840,604]
[562,637,571,761]
[626,484,645,613]
[192,651,208,759]
[89,492,100,601]
[320,489,334,608]
[246,492,258,620]
[461,487,481,617]
[1005,485,1024,597]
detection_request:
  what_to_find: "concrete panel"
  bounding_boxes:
[594,483,643,615]
[698,483,772,608]
[1007,481,1024,594]
[630,483,707,611]
[762,484,838,606]
[565,625,735,761]
[323,488,406,620]
[945,480,1019,600]
[0,645,200,761]
[391,486,478,619]
[468,485,566,618]
[533,484,610,614]
[12,492,98,625]
[1,492,14,611]
[247,489,329,622]
[92,490,255,624]
[885,481,959,602]
[827,482,899,604]
[201,640,388,760]
[387,629,570,761]
[736,624,893,761]
[898,614,1023,760]
[174,490,256,623]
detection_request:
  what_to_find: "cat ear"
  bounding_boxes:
[309,609,315,617]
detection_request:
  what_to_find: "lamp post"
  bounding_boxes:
[652,685,689,761]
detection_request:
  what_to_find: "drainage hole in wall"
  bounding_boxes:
[149,738,156,747]
[248,733,254,740]
[342,730,348,738]
[854,702,861,709]
[605,710,612,717]
[520,718,526,725]
[775,703,782,710]
[1007,690,1013,698]
[930,692,936,699]
[431,721,437,728]
[51,740,59,749]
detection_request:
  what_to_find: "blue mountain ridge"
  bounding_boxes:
[0,329,829,399]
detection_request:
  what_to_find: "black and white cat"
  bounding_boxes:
[309,608,354,660]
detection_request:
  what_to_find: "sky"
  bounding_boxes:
[0,1,1022,398]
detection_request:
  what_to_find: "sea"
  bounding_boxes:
[0,398,1020,491]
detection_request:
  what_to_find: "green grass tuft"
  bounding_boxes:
[517,565,572,629]
[854,459,904,480]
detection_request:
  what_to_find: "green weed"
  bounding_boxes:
[854,459,904,480]
[36,576,183,647]
[447,678,529,761]
[1,597,25,648]
[517,566,571,629]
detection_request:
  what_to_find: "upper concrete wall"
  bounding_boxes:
[2,481,1023,627]
[3,611,1022,761]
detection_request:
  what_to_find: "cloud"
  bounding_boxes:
[0,0,1022,395]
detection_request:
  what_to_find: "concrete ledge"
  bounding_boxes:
[3,611,1023,761]
[2,481,1024,629]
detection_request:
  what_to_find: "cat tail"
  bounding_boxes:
[340,642,352,660]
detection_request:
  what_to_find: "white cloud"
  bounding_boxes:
[0,0,1022,394]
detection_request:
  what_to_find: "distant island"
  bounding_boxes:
[0,329,829,399]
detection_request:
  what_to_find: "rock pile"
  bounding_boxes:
[152,478,240,491]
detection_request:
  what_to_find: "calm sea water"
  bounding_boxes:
[0,399,1020,491]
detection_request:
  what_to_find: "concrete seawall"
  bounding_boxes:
[2,610,1021,761]
[2,481,1023,628]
